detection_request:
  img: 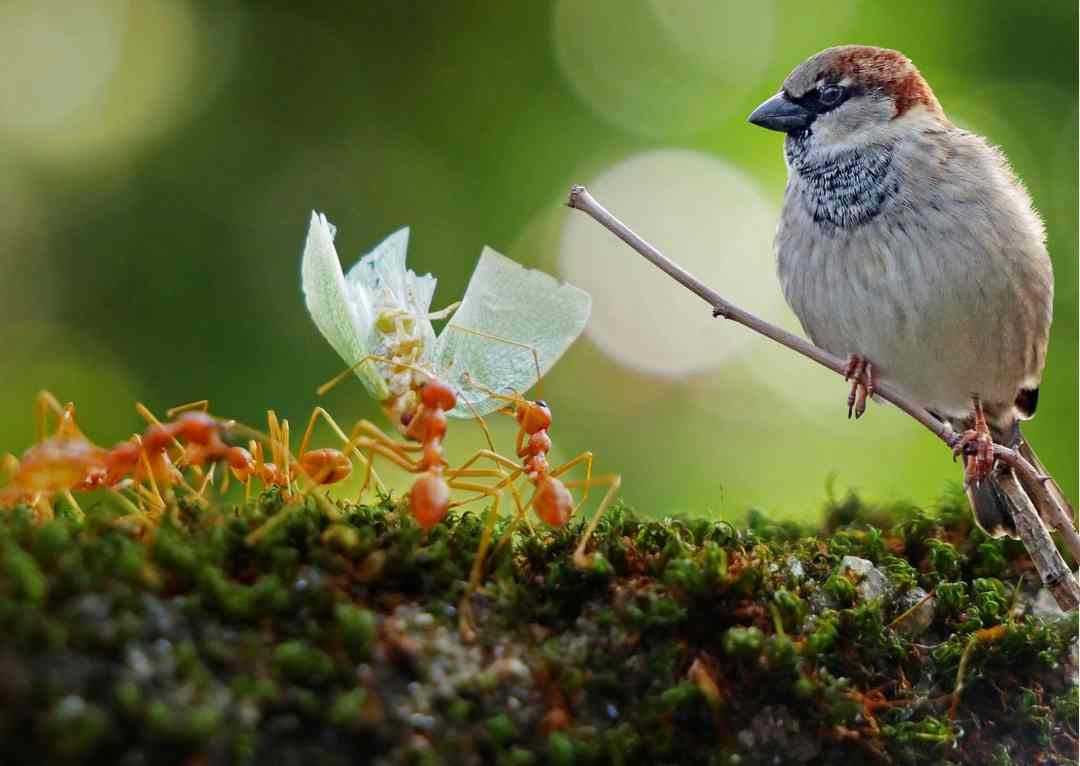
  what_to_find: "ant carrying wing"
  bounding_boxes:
[303,215,591,420]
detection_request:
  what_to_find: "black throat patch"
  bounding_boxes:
[785,134,899,231]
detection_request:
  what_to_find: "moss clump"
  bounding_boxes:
[0,491,1075,765]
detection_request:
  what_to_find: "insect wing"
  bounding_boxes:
[345,227,438,362]
[301,212,388,401]
[433,247,591,417]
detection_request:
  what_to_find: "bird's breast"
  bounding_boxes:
[785,137,899,231]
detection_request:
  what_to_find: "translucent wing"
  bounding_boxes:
[433,247,591,417]
[345,227,410,305]
[345,227,438,362]
[301,212,388,401]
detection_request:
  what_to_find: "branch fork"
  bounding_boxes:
[567,184,1079,610]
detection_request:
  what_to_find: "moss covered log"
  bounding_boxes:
[0,490,1076,765]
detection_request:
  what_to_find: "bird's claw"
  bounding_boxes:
[951,421,995,488]
[843,354,875,419]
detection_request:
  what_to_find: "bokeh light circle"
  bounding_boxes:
[559,149,781,376]
[647,0,774,77]
[0,0,202,164]
[552,0,772,138]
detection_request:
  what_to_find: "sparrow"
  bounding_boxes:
[747,45,1067,537]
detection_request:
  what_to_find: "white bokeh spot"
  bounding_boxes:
[559,149,782,376]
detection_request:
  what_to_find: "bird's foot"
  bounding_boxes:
[951,403,995,487]
[843,354,876,419]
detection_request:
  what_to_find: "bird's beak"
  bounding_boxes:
[747,93,815,133]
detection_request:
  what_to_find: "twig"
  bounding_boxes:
[567,185,1080,611]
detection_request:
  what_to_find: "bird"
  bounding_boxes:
[747,44,1068,538]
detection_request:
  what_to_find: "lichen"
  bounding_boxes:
[0,490,1075,765]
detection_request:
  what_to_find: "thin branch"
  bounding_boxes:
[567,184,1079,611]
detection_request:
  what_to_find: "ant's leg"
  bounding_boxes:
[446,325,543,400]
[195,464,216,498]
[35,494,54,523]
[136,484,165,517]
[280,418,292,495]
[360,447,376,498]
[342,421,427,498]
[447,468,522,510]
[563,474,622,569]
[549,452,595,511]
[446,451,524,520]
[445,449,520,482]
[133,436,166,513]
[426,301,461,321]
[266,411,284,472]
[489,479,535,558]
[35,391,65,442]
[347,420,423,454]
[52,403,89,443]
[445,469,517,509]
[296,407,321,458]
[135,402,186,454]
[349,437,422,473]
[318,354,437,397]
[166,400,210,417]
[62,491,85,520]
[442,481,521,643]
[455,389,499,453]
[458,490,500,642]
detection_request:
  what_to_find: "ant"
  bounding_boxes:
[447,380,620,635]
[0,392,203,521]
[231,407,401,546]
[333,367,512,531]
[135,400,371,500]
[0,392,112,520]
[318,350,516,530]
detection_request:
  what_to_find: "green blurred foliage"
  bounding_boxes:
[0,0,1075,521]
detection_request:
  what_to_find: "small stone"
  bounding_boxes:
[841,556,891,602]
[890,587,934,637]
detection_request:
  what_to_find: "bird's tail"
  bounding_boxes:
[965,422,1073,539]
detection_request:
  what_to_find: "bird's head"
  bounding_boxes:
[749,46,945,153]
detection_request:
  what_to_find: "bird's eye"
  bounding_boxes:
[819,84,845,108]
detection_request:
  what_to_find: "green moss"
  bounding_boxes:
[273,639,334,684]
[0,490,1075,765]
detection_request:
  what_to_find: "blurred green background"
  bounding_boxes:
[1,0,1075,523]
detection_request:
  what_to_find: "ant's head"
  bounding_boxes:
[418,379,457,412]
[515,399,552,435]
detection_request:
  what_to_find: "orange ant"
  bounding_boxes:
[0,392,182,521]
[0,393,365,531]
[447,379,621,635]
[455,378,621,561]
[0,392,112,520]
[231,407,402,546]
[318,351,516,531]
[135,400,371,502]
[334,371,511,531]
